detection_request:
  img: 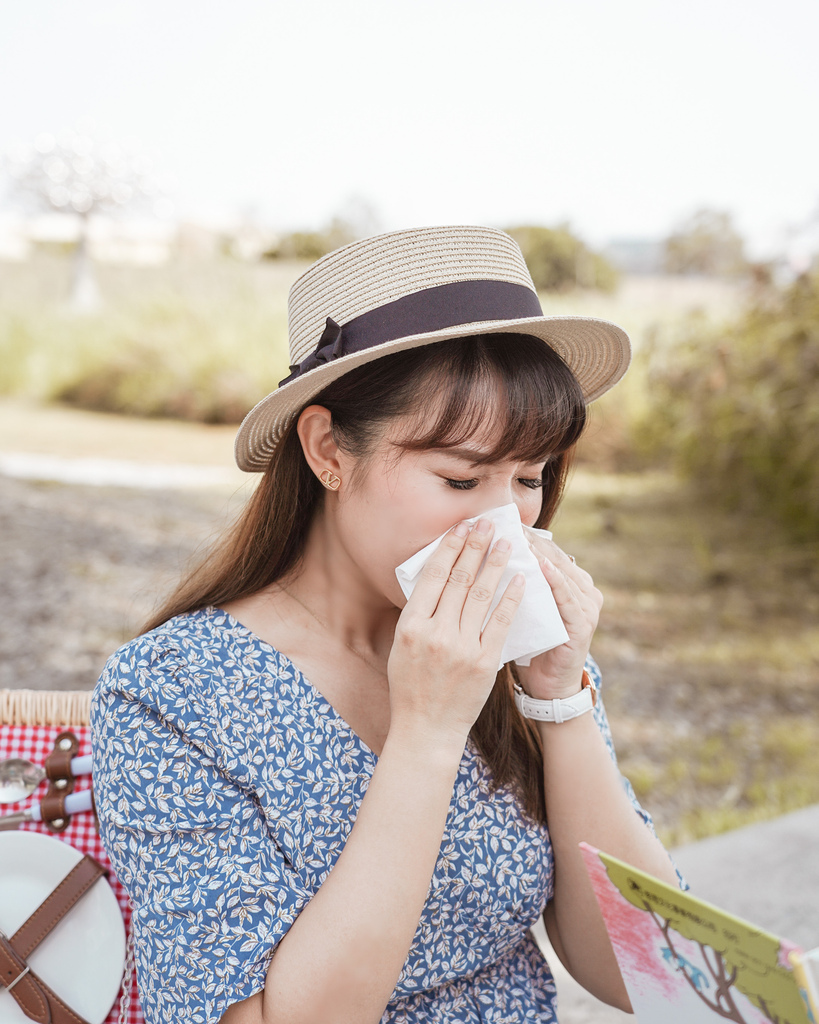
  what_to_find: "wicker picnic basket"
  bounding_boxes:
[0,689,141,1024]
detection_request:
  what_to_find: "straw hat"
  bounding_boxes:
[234,225,630,472]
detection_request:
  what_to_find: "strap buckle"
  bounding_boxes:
[0,926,31,993]
[5,963,31,993]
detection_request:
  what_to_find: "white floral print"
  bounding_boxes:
[92,607,655,1023]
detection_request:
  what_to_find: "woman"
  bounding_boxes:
[92,225,681,1024]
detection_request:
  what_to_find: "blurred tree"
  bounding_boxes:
[270,230,330,260]
[664,208,748,278]
[266,223,358,261]
[504,224,619,292]
[3,124,169,309]
[265,197,381,262]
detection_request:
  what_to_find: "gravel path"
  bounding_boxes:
[0,475,239,690]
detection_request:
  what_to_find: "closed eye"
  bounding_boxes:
[445,478,543,490]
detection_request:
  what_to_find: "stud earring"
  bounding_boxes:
[319,469,341,490]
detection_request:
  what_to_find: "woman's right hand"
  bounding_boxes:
[387,518,525,744]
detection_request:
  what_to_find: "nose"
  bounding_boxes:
[475,482,522,518]
[465,467,543,526]
[496,485,541,528]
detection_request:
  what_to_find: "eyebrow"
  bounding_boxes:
[434,447,495,466]
[434,447,548,468]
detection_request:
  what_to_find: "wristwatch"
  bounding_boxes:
[513,670,598,723]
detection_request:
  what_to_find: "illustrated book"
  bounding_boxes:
[580,842,819,1024]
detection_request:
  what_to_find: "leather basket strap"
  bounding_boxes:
[43,733,81,832]
[44,734,79,792]
[45,751,75,786]
[11,855,107,960]
[0,932,93,1024]
[0,934,50,1022]
[39,794,70,833]
[0,855,107,1024]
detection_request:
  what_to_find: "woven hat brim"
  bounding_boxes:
[234,315,630,472]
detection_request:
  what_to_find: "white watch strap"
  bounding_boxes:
[513,683,595,723]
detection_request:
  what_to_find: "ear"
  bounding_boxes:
[296,405,345,488]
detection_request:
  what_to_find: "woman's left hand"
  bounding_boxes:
[516,533,603,701]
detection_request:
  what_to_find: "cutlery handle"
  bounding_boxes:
[0,809,32,830]
[71,754,93,776]
[0,788,94,830]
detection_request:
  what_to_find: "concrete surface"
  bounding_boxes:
[672,803,819,952]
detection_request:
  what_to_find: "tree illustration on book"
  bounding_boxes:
[579,844,815,1024]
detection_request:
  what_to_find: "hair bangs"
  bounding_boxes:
[392,333,587,466]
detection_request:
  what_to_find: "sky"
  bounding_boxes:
[1,0,818,258]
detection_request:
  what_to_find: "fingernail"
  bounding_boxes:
[511,572,525,586]
[475,518,492,534]
[495,538,511,551]
[454,521,470,537]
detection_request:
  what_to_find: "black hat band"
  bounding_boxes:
[279,279,543,387]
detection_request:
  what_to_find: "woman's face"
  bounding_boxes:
[333,413,548,609]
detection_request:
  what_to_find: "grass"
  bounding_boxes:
[624,718,819,845]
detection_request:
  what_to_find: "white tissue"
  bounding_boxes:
[394,503,569,669]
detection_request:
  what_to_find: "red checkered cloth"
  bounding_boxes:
[0,724,143,1024]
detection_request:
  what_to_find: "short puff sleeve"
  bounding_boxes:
[91,638,313,1024]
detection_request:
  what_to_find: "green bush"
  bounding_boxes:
[505,224,619,293]
[264,217,361,261]
[0,256,292,423]
[266,231,330,261]
[634,271,819,539]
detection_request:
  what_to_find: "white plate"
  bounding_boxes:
[0,831,126,1024]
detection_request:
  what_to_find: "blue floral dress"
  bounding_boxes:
[91,607,655,1024]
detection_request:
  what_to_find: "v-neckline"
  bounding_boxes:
[207,606,380,763]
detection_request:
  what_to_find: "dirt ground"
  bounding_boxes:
[2,454,817,844]
[0,474,232,689]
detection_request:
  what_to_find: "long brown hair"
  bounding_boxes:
[144,333,587,822]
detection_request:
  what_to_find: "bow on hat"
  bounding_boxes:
[279,318,346,387]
